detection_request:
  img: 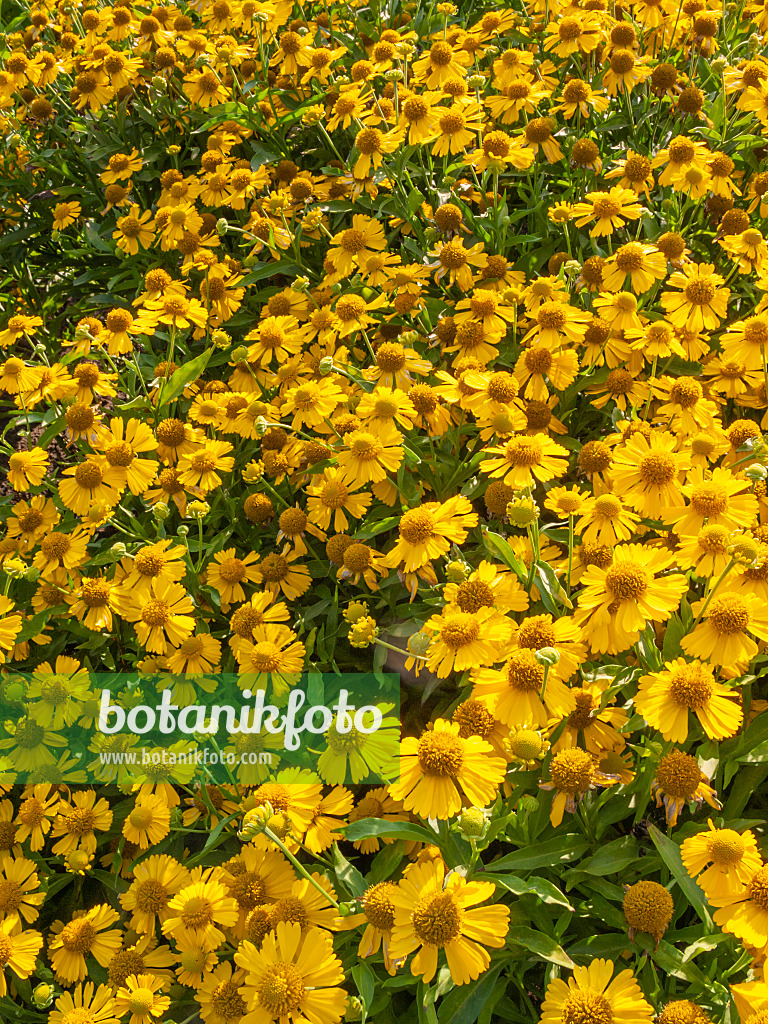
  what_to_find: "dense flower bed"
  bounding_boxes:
[1,0,768,1022]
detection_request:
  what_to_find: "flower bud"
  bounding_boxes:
[318,356,334,376]
[746,463,768,480]
[457,806,488,839]
[239,803,273,840]
[110,542,128,558]
[729,536,760,565]
[291,276,310,292]
[216,218,228,236]
[343,601,369,624]
[445,559,469,583]
[152,502,170,521]
[535,647,561,666]
[2,557,26,579]
[344,996,363,1022]
[32,984,54,1009]
[506,498,539,527]
[407,631,431,656]
[337,901,358,917]
[232,345,250,362]
[348,616,378,648]
[384,69,404,82]
[186,500,210,520]
[168,144,181,155]
[23,565,40,582]
[710,56,728,74]
[467,73,486,88]
[177,525,189,537]
[211,329,231,349]
[243,461,264,483]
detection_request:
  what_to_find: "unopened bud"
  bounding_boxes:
[216,218,228,236]
[506,498,539,527]
[23,565,40,582]
[729,536,760,564]
[32,984,54,1009]
[746,463,768,480]
[186,500,210,520]
[384,69,404,82]
[291,276,310,292]
[152,502,170,521]
[111,542,128,558]
[318,356,334,376]
[255,416,269,437]
[457,806,487,839]
[445,559,469,583]
[467,73,486,88]
[407,631,431,656]
[535,647,561,667]
[177,525,189,537]
[211,329,231,349]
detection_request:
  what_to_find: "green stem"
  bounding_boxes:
[263,826,339,908]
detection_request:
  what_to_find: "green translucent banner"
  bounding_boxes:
[0,671,401,787]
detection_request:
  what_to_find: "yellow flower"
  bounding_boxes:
[388,719,507,819]
[49,904,122,983]
[540,960,654,1024]
[114,974,170,1024]
[234,922,346,1024]
[389,859,509,984]
[572,186,643,236]
[7,447,48,489]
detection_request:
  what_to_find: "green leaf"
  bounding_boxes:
[535,562,573,611]
[352,962,376,1015]
[507,928,575,968]
[332,842,367,898]
[341,817,438,844]
[582,836,640,875]
[482,873,573,909]
[437,963,503,1024]
[16,605,67,641]
[482,529,527,585]
[488,836,589,872]
[648,824,712,929]
[158,347,213,408]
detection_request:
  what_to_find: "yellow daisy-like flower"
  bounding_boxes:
[49,983,120,1024]
[540,959,654,1024]
[206,548,260,605]
[480,432,569,487]
[389,858,509,985]
[576,543,687,654]
[0,916,43,996]
[114,974,170,1024]
[161,875,239,950]
[651,749,721,827]
[49,904,122,984]
[122,794,171,849]
[682,821,763,903]
[712,862,768,957]
[572,186,643,237]
[120,854,191,935]
[423,607,511,678]
[388,719,507,820]
[610,430,690,515]
[235,922,346,1024]
[635,657,743,742]
[383,496,478,572]
[661,262,730,331]
[682,590,768,667]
